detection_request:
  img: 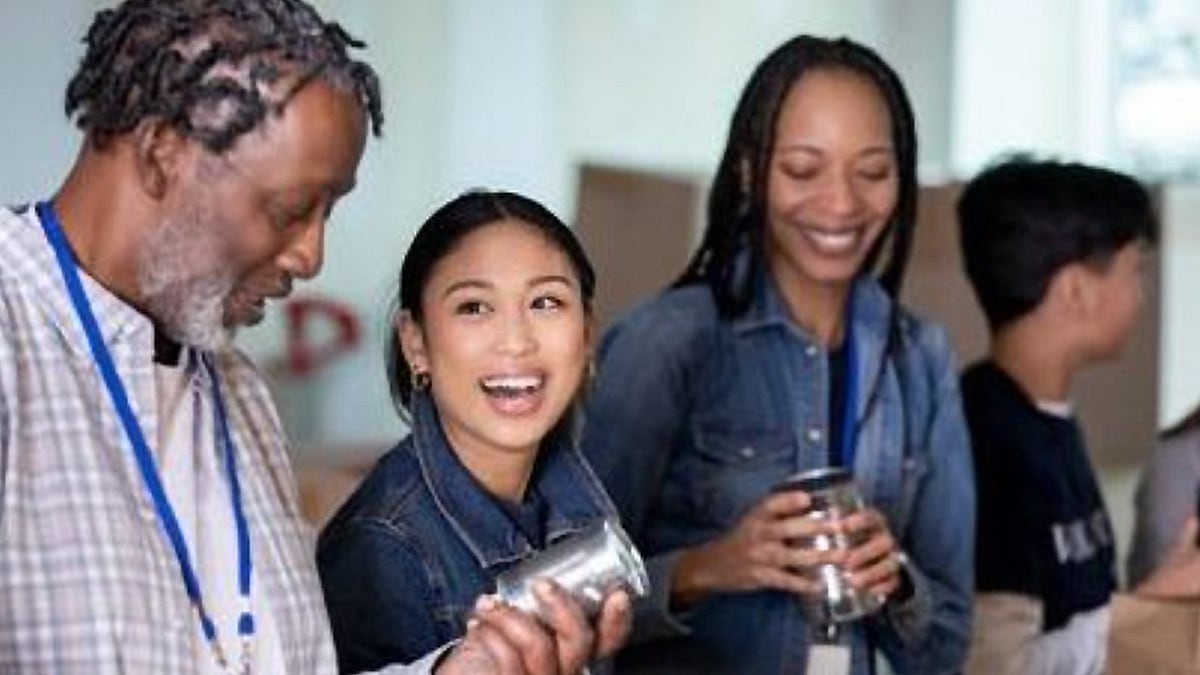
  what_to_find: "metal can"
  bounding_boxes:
[496,517,649,619]
[776,466,882,624]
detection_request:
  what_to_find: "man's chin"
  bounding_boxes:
[147,301,232,353]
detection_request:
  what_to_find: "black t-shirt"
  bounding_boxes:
[496,487,548,549]
[961,360,1116,631]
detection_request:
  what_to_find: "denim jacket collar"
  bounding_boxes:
[409,393,615,569]
[731,267,898,425]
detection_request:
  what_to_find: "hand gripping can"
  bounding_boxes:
[777,466,883,625]
[496,517,649,619]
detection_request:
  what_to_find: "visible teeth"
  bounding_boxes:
[806,229,859,253]
[481,375,542,397]
[483,375,540,388]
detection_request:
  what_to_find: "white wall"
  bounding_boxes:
[951,0,1119,174]
[0,1,93,204]
[1159,185,1200,428]
[555,0,954,183]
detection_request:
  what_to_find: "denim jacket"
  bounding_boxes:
[318,393,618,674]
[581,275,975,675]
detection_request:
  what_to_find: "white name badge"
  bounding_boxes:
[805,644,851,675]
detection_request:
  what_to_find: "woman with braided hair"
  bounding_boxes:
[581,35,974,674]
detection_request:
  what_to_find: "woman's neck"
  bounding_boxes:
[772,268,853,347]
[443,426,538,503]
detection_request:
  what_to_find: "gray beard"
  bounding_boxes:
[136,208,236,352]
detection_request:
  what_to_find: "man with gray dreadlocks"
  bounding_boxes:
[0,1,611,673]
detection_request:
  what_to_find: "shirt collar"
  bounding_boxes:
[730,267,797,335]
[408,393,615,569]
[730,261,897,346]
[5,204,154,361]
[727,259,902,424]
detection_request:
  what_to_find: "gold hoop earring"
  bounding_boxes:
[411,370,431,392]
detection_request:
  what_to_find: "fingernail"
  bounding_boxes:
[533,579,554,596]
[475,595,498,612]
[467,618,480,631]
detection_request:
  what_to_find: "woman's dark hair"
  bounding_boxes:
[675,35,918,317]
[386,190,597,417]
[66,0,383,152]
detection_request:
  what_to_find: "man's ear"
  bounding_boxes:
[132,118,189,200]
[1048,263,1095,320]
[397,310,430,374]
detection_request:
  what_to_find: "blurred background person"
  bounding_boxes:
[1127,402,1200,586]
[957,157,1156,675]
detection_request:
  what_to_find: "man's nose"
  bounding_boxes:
[281,218,326,281]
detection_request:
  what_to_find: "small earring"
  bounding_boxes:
[587,359,597,382]
[411,370,431,392]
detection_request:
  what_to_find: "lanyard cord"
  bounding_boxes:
[838,312,860,470]
[845,301,900,675]
[840,298,900,473]
[37,201,254,671]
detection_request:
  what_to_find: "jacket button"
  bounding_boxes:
[807,427,823,443]
[739,446,756,459]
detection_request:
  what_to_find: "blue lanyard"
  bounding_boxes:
[838,308,860,471]
[36,201,255,655]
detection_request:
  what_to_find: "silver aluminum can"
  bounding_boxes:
[776,466,882,624]
[496,518,649,619]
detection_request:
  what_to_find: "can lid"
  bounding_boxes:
[773,466,852,493]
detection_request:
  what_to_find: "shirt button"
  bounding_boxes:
[739,446,756,459]
[804,344,819,358]
[807,427,823,443]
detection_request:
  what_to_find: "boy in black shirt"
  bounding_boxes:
[956,157,1156,675]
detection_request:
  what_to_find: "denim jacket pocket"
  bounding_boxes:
[688,426,794,527]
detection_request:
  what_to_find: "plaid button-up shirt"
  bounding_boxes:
[0,205,436,674]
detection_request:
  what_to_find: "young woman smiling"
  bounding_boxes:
[318,191,631,674]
